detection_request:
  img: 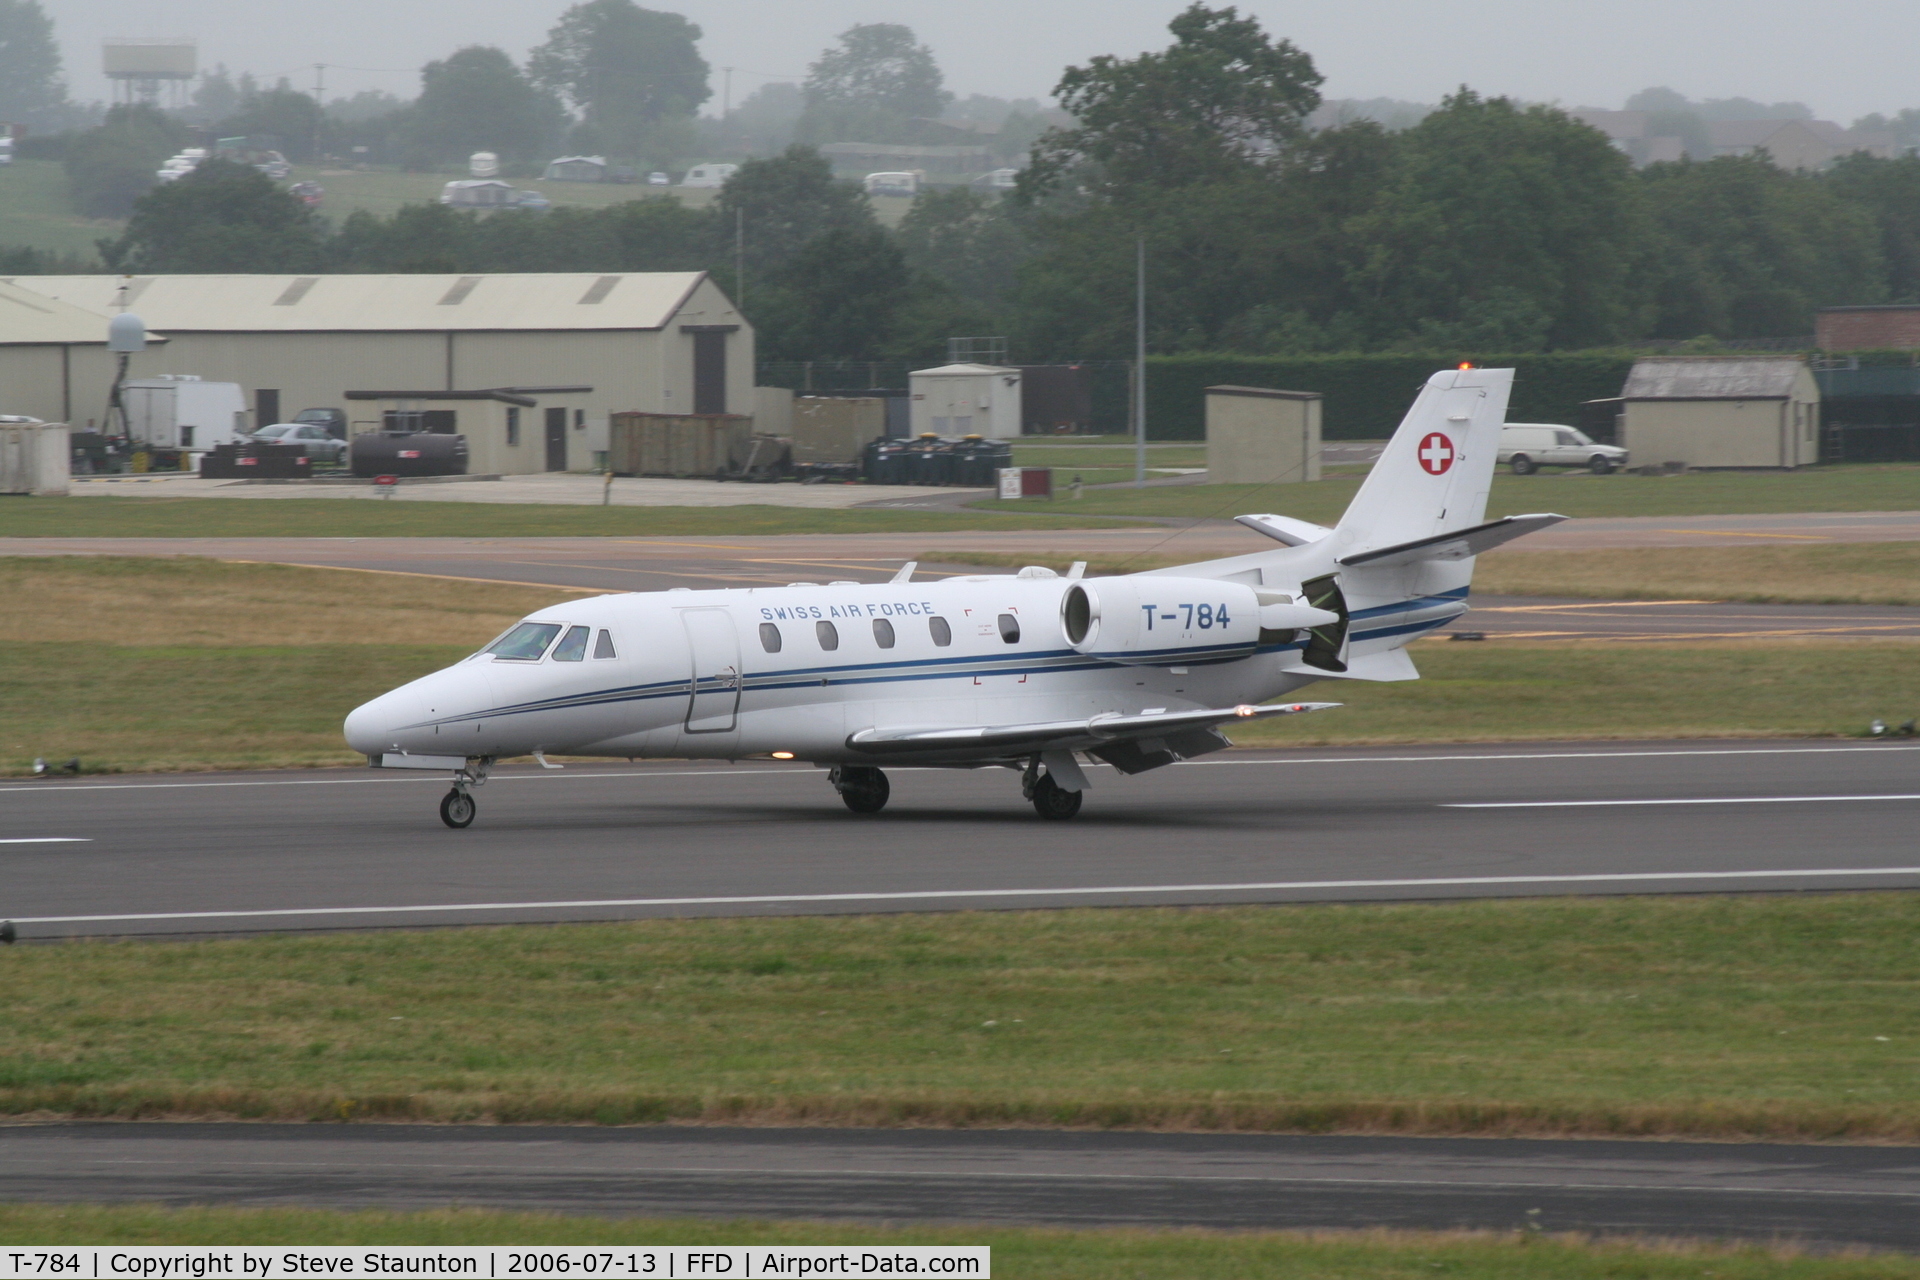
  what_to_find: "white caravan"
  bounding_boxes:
[346,367,1564,826]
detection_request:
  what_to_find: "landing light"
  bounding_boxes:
[1234,705,1257,717]
[771,751,795,760]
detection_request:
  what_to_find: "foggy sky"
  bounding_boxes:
[48,0,1920,124]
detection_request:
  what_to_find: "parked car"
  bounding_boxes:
[1499,423,1629,475]
[248,423,349,464]
[647,171,670,185]
[290,407,349,440]
[512,190,552,212]
[288,180,324,208]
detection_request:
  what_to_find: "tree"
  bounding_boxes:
[528,0,709,160]
[188,65,242,125]
[1344,92,1651,351]
[100,158,325,273]
[749,223,913,361]
[0,0,66,130]
[402,46,564,167]
[63,104,188,219]
[215,82,327,163]
[1825,153,1920,302]
[713,145,873,276]
[794,23,949,144]
[1642,154,1885,338]
[897,187,1030,310]
[1024,3,1322,198]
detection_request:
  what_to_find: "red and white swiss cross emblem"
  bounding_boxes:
[1416,432,1456,475]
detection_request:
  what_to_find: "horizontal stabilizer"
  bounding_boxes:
[1235,513,1335,547]
[847,701,1340,756]
[1337,513,1567,568]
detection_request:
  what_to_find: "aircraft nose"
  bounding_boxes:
[343,687,425,756]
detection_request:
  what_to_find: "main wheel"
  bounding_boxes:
[1509,454,1536,475]
[439,788,476,829]
[838,766,890,814]
[1588,454,1613,475]
[1031,774,1083,821]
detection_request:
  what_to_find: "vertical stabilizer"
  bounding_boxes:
[1333,367,1513,557]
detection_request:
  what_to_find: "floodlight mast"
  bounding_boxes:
[1134,234,1146,487]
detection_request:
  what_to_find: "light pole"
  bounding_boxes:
[1134,233,1147,487]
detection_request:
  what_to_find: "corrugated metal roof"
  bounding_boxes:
[1623,357,1806,399]
[0,278,129,345]
[8,273,712,333]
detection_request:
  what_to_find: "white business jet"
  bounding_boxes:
[345,366,1564,827]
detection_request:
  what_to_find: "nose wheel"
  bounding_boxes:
[440,788,476,828]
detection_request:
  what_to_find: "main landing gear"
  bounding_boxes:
[1022,757,1083,821]
[831,765,891,814]
[439,758,491,829]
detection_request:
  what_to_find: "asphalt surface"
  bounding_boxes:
[4,1123,1917,1247]
[6,740,1918,940]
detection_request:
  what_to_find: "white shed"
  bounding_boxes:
[909,363,1023,439]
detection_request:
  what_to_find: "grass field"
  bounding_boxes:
[5,557,1916,774]
[928,541,1920,607]
[5,894,1918,1139]
[980,462,1920,523]
[0,158,118,256]
[0,497,1129,539]
[5,1209,1912,1279]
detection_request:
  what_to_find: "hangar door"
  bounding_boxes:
[681,608,740,732]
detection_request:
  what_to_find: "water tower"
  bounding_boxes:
[103,38,197,108]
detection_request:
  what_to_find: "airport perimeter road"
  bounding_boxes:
[4,1123,1917,1247]
[4,741,1918,941]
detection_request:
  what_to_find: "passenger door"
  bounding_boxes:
[681,608,741,732]
[545,408,567,471]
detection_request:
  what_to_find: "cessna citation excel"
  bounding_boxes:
[346,366,1564,827]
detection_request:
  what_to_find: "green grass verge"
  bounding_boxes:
[5,895,1918,1139]
[7,639,1914,776]
[0,497,1129,539]
[4,1208,1910,1277]
[0,158,116,257]
[978,463,1920,523]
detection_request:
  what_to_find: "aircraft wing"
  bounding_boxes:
[1336,513,1567,568]
[845,701,1340,756]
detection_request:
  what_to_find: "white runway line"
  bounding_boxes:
[2,743,1915,795]
[0,837,89,844]
[1450,795,1920,809]
[13,866,1920,926]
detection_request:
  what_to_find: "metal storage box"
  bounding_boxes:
[0,422,69,495]
[608,412,752,477]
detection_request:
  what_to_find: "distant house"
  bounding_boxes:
[542,155,607,183]
[1707,120,1895,170]
[1599,356,1820,470]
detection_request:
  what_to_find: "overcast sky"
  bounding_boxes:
[48,0,1920,124]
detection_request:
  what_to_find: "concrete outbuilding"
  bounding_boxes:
[909,363,1022,439]
[1204,385,1322,485]
[344,386,596,475]
[1610,357,1820,470]
[1,273,751,463]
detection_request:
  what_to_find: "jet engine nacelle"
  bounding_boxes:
[1059,576,1265,665]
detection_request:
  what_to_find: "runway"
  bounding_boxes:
[5,741,1918,941]
[4,1123,1917,1247]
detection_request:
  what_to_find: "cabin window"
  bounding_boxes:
[759,622,782,653]
[816,620,839,650]
[486,621,562,661]
[929,616,952,646]
[997,613,1021,643]
[872,618,895,649]
[593,629,617,659]
[551,625,590,662]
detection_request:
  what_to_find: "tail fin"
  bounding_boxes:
[1334,367,1513,557]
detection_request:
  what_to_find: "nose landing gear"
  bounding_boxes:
[439,758,491,829]
[831,765,890,814]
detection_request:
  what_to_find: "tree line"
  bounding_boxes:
[16,4,1920,365]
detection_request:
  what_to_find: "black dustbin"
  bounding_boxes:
[952,436,1011,487]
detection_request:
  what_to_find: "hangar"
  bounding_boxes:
[0,272,751,467]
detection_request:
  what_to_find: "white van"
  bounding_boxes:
[1499,423,1629,475]
[864,171,921,196]
[679,163,738,189]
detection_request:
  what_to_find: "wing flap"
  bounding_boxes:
[846,701,1340,756]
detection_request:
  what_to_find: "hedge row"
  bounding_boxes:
[1143,352,1641,440]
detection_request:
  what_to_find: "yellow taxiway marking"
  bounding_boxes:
[213,559,608,593]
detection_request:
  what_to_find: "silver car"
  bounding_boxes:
[250,423,349,464]
[1498,423,1629,475]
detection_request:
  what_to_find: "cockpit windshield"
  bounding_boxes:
[486,621,563,660]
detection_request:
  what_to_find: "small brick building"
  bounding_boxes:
[1816,305,1920,351]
